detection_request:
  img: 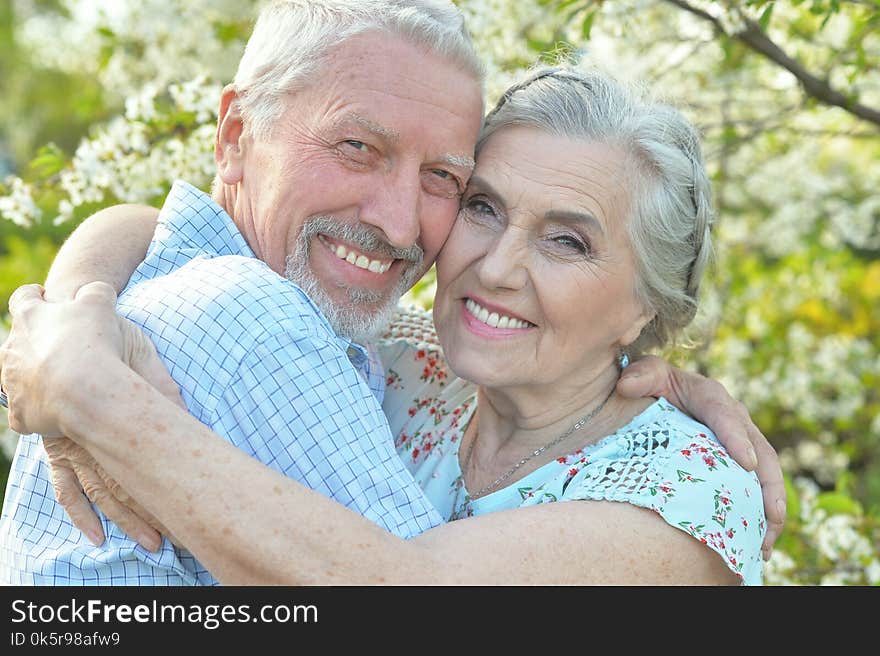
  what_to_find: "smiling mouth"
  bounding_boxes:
[465,298,534,330]
[318,235,393,273]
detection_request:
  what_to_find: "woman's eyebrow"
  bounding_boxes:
[545,209,604,236]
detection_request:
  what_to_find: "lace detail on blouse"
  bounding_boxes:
[587,426,672,498]
[379,305,442,353]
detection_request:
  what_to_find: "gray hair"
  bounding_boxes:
[232,0,485,140]
[478,66,715,353]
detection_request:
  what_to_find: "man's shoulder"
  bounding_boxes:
[119,253,336,347]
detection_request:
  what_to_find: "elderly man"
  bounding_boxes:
[0,0,783,585]
[0,0,484,585]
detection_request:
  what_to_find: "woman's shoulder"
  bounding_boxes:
[613,398,764,510]
[555,398,766,584]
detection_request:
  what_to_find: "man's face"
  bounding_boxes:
[218,31,483,341]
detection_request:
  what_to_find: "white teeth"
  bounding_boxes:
[465,299,530,330]
[319,236,392,273]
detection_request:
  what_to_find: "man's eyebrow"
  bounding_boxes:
[440,154,475,171]
[338,114,473,171]
[344,113,399,143]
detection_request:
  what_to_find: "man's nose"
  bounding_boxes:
[360,169,421,249]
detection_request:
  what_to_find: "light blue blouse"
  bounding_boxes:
[379,324,765,585]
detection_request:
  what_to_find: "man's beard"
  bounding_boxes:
[284,216,424,343]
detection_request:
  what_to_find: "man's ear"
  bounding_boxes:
[215,84,246,185]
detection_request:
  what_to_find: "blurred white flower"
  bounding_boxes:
[0,176,42,227]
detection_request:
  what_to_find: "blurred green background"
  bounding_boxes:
[0,0,878,584]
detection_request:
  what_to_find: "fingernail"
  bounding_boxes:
[139,533,161,552]
[762,547,773,562]
[87,530,104,547]
[746,445,758,470]
[776,498,787,520]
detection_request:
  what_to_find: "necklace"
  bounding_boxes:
[451,385,616,518]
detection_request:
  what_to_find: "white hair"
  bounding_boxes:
[478,66,715,353]
[233,0,485,139]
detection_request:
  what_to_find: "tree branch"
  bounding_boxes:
[662,0,880,127]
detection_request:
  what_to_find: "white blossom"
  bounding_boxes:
[0,176,42,227]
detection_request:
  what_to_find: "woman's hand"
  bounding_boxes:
[43,436,166,551]
[0,282,185,550]
[616,355,785,562]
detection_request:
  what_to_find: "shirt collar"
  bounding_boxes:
[157,180,256,259]
[161,180,375,374]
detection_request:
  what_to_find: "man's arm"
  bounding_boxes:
[0,283,744,585]
[43,203,159,301]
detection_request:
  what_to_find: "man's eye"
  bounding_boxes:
[344,140,369,152]
[421,169,461,199]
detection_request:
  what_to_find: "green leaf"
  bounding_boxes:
[758,3,774,30]
[581,9,597,40]
[816,492,862,516]
[783,475,800,520]
[27,144,66,180]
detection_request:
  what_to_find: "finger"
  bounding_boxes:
[704,401,758,471]
[615,355,667,400]
[125,321,186,410]
[50,464,105,547]
[73,280,119,306]
[7,283,46,317]
[749,422,786,560]
[78,466,162,552]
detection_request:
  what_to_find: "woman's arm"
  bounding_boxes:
[1,283,738,585]
[43,203,159,301]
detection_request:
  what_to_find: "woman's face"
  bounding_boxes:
[433,126,652,391]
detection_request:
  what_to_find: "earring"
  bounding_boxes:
[618,349,630,371]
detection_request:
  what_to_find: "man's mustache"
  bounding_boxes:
[301,215,424,265]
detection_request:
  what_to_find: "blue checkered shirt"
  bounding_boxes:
[0,180,443,585]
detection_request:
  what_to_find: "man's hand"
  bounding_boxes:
[616,355,786,562]
[0,282,186,550]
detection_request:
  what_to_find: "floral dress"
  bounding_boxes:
[379,307,766,585]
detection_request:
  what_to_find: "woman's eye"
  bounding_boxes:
[553,234,590,255]
[466,198,495,215]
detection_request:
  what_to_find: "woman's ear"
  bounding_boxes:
[619,309,655,349]
[215,84,246,185]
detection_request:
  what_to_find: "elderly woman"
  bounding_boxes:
[1,67,765,584]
